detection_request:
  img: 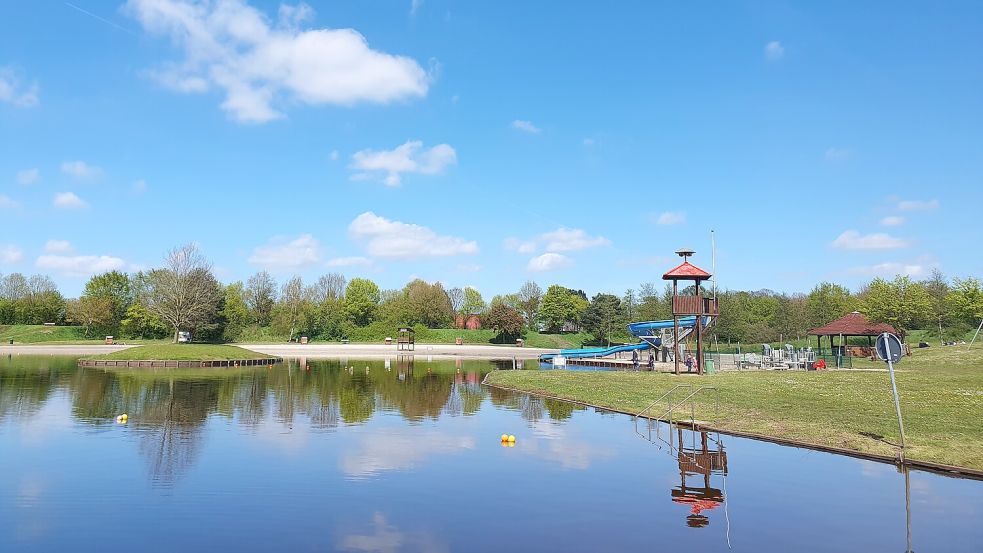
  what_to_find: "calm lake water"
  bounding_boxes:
[1,355,981,552]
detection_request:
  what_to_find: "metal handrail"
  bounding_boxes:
[634,384,692,418]
[662,386,719,426]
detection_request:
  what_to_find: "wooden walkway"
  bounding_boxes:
[78,357,283,368]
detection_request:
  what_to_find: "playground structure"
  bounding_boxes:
[539,249,718,374]
[396,327,415,351]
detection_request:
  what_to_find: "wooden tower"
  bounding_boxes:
[663,249,717,375]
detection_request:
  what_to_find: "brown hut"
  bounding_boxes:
[808,311,897,357]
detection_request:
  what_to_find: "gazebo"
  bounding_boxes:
[808,311,897,355]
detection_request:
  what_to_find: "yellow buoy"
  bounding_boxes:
[500,434,508,441]
[507,435,516,443]
[121,413,128,420]
[507,442,515,448]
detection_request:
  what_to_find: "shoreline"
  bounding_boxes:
[0,343,556,360]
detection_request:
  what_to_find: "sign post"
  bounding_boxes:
[876,332,906,461]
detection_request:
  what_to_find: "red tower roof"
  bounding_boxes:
[807,311,897,336]
[662,261,712,281]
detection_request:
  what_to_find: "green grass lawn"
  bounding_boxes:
[0,325,171,345]
[87,344,272,361]
[486,344,983,471]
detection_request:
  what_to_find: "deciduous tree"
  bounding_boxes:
[145,244,223,342]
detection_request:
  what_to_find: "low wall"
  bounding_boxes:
[78,357,282,368]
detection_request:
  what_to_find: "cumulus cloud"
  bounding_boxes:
[326,256,372,268]
[350,140,456,186]
[540,228,610,252]
[60,160,102,179]
[44,240,73,254]
[53,192,88,209]
[850,262,927,278]
[897,199,939,211]
[0,66,39,107]
[0,245,24,264]
[831,230,908,250]
[764,41,784,61]
[248,234,322,269]
[656,211,686,225]
[16,168,40,185]
[123,0,430,123]
[36,254,126,277]
[506,228,609,255]
[511,119,540,133]
[503,238,537,254]
[0,195,19,209]
[880,216,905,227]
[527,252,572,272]
[348,212,478,259]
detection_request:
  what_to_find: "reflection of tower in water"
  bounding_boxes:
[671,429,728,528]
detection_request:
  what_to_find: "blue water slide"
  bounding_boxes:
[539,316,713,362]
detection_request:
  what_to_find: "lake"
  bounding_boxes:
[1,355,981,552]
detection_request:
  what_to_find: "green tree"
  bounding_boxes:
[582,293,625,345]
[806,282,853,328]
[462,287,486,315]
[221,282,250,341]
[343,278,381,326]
[244,271,277,326]
[946,277,983,328]
[120,302,169,339]
[482,303,525,342]
[82,271,132,333]
[402,280,454,328]
[861,275,932,338]
[922,269,950,342]
[65,296,114,338]
[272,276,312,339]
[517,281,542,326]
[539,285,588,332]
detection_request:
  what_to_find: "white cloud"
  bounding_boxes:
[456,263,481,273]
[897,199,939,211]
[53,192,88,209]
[825,147,850,161]
[0,195,19,209]
[329,149,339,161]
[132,179,148,193]
[44,240,73,254]
[850,262,927,278]
[527,253,572,272]
[123,0,430,123]
[348,212,478,259]
[831,230,908,250]
[36,254,126,277]
[540,228,610,252]
[764,41,784,61]
[248,234,322,269]
[60,160,102,179]
[880,216,905,227]
[511,119,540,133]
[656,211,686,225]
[503,238,537,254]
[326,256,372,268]
[350,140,456,186]
[582,138,594,146]
[410,0,423,16]
[0,245,24,264]
[16,168,40,185]
[0,66,39,107]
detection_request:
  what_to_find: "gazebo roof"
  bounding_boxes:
[807,311,897,336]
[662,261,712,281]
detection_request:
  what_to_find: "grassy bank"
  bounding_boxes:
[87,344,272,361]
[486,345,983,471]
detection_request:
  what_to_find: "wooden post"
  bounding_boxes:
[695,281,703,375]
[673,280,680,375]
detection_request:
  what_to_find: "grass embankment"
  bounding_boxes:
[87,344,272,361]
[486,345,983,471]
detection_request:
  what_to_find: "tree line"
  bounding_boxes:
[2,245,982,345]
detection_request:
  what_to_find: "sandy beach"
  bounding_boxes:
[0,343,556,360]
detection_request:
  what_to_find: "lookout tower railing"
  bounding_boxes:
[672,296,719,316]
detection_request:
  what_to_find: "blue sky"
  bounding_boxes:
[1,0,981,298]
